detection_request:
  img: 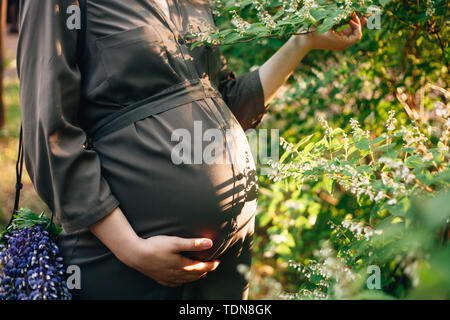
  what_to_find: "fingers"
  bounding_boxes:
[183,260,220,272]
[335,12,363,44]
[158,267,211,287]
[340,24,354,36]
[158,280,179,288]
[353,12,362,27]
[137,235,220,289]
[350,24,362,42]
[350,12,360,26]
[160,272,208,288]
[349,15,359,31]
[349,12,363,30]
[175,255,220,276]
[177,271,209,284]
[171,237,213,252]
[348,12,363,42]
[349,20,361,33]
[159,260,218,288]
[361,16,368,27]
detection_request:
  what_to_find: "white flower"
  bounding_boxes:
[374,191,385,202]
[318,116,333,136]
[230,10,251,35]
[426,0,436,16]
[387,199,397,205]
[271,234,287,244]
[386,110,398,131]
[350,118,361,134]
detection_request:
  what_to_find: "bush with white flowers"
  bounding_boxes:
[265,104,449,299]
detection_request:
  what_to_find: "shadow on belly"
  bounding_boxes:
[91,101,258,261]
[99,153,256,261]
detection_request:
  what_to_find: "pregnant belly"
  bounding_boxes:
[93,98,258,261]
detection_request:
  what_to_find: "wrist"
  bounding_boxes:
[290,32,314,52]
[115,234,146,268]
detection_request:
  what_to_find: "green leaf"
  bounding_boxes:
[1,208,63,242]
[373,143,397,152]
[370,203,381,223]
[223,32,244,44]
[317,17,335,34]
[258,211,272,227]
[357,164,372,174]
[189,41,205,50]
[301,142,315,155]
[422,190,450,228]
[355,137,370,151]
[331,127,344,137]
[431,169,450,185]
[405,155,427,169]
[323,175,336,195]
[370,135,386,146]
[335,24,350,32]
[309,8,328,21]
[385,198,411,217]
[415,171,433,186]
[398,147,416,154]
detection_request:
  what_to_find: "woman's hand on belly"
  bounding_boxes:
[128,235,221,287]
[89,207,220,288]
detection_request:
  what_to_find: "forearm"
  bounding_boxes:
[258,35,312,106]
[88,206,141,266]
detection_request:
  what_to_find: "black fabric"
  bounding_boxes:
[76,0,87,68]
[89,78,220,142]
[10,0,88,226]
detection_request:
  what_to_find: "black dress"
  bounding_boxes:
[17,0,267,299]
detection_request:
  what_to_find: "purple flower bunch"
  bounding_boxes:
[0,224,71,300]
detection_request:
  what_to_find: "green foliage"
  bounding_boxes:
[189,0,447,50]
[267,112,449,299]
[0,209,61,245]
[203,0,450,299]
[189,0,391,48]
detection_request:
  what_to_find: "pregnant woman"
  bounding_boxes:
[17,0,366,299]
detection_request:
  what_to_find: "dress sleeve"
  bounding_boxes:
[217,53,268,131]
[17,0,119,233]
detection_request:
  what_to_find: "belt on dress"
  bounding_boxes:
[87,77,222,143]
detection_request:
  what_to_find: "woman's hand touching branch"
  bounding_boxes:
[258,12,367,106]
[304,12,368,51]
